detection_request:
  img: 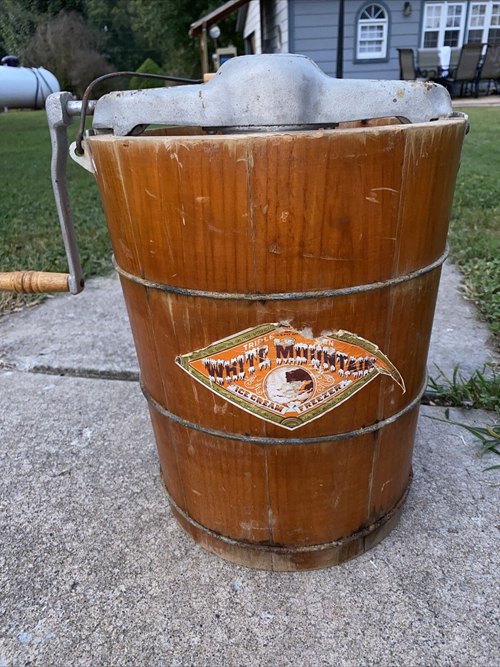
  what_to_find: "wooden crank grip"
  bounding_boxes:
[0,271,70,293]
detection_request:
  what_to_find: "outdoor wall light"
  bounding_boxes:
[403,2,412,16]
[209,24,221,40]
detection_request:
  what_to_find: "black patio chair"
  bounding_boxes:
[444,43,484,97]
[449,47,461,72]
[478,45,500,94]
[417,48,440,79]
[397,48,417,80]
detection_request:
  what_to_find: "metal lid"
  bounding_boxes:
[90,54,456,137]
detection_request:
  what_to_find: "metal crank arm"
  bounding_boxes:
[45,93,96,294]
[0,93,95,295]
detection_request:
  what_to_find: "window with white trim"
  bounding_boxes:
[356,4,389,60]
[467,2,500,46]
[421,2,466,48]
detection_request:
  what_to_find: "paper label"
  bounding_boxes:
[176,323,405,430]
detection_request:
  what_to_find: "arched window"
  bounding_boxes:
[356,3,389,60]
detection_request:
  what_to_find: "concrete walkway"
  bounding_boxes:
[0,262,498,666]
[452,94,500,107]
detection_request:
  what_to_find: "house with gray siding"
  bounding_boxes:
[240,1,500,79]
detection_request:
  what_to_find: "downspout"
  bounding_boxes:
[200,23,209,75]
[336,0,345,79]
[259,0,265,53]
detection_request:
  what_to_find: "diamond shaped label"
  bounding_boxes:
[176,323,405,430]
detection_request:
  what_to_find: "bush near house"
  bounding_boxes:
[22,10,113,97]
[129,59,165,90]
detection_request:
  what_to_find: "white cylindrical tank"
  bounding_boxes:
[0,65,60,109]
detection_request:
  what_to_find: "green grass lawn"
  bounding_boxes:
[0,108,498,340]
[449,107,500,339]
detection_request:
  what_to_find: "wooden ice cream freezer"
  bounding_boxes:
[0,55,468,570]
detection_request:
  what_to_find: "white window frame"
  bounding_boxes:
[421,2,467,48]
[467,2,500,45]
[356,4,389,61]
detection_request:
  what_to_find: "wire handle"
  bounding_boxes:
[75,71,201,155]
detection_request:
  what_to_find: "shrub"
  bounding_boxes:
[129,58,164,90]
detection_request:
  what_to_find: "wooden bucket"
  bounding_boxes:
[87,117,466,570]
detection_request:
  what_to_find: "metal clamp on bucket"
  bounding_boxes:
[1,55,469,570]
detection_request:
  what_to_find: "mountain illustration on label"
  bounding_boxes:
[176,323,405,430]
